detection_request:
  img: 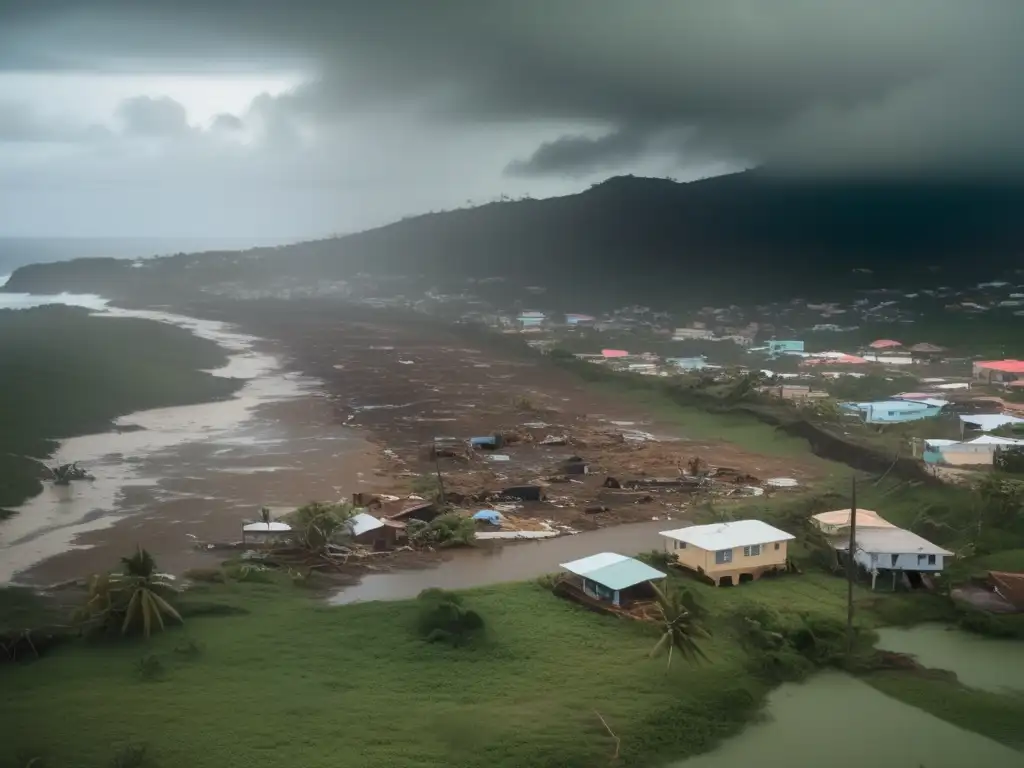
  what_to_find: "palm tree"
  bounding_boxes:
[258,506,273,526]
[649,584,710,670]
[78,546,182,638]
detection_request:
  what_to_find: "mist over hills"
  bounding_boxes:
[5,171,1024,303]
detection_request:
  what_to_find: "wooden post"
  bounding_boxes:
[432,440,447,502]
[846,476,858,655]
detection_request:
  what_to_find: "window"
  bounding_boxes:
[927,554,936,566]
[677,541,687,549]
[891,554,899,567]
[774,542,780,550]
[917,554,927,564]
[715,549,733,565]
[743,544,762,557]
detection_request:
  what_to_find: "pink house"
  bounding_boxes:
[601,349,629,358]
[868,339,902,350]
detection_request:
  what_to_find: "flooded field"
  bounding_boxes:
[876,623,1024,694]
[332,520,670,603]
[0,305,372,584]
[672,672,1021,768]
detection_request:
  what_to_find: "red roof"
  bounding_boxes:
[976,360,1024,374]
[601,349,629,358]
[869,339,902,349]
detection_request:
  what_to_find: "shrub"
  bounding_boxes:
[136,654,165,682]
[182,568,225,584]
[408,513,476,548]
[415,589,485,647]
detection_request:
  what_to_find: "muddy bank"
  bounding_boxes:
[1,306,378,585]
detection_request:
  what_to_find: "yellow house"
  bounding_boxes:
[660,520,795,586]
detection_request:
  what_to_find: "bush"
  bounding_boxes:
[415,589,485,647]
[136,654,165,682]
[182,568,225,584]
[408,513,476,548]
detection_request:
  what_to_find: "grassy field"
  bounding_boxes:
[0,305,240,510]
[2,565,1022,767]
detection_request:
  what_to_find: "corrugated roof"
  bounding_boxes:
[959,413,1024,431]
[836,528,952,556]
[976,360,1024,374]
[560,552,666,590]
[660,520,795,550]
[347,512,385,537]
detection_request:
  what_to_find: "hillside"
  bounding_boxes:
[5,171,1024,302]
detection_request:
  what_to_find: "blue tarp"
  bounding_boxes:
[472,510,502,524]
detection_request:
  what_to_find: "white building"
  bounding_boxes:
[835,527,953,589]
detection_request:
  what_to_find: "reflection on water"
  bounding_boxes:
[875,624,1024,694]
[672,672,1020,768]
[330,521,671,603]
[0,305,340,583]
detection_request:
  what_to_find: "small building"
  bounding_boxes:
[767,339,804,356]
[666,356,708,371]
[811,508,896,535]
[558,552,666,607]
[868,339,902,350]
[841,399,944,424]
[517,311,546,327]
[834,527,953,590]
[672,327,716,341]
[660,520,795,587]
[959,413,1024,434]
[908,342,946,362]
[346,512,406,550]
[973,360,1024,384]
[241,521,293,545]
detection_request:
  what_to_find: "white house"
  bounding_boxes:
[835,527,953,590]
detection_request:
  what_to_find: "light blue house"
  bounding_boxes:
[559,552,666,607]
[767,339,805,356]
[666,356,708,371]
[841,399,944,424]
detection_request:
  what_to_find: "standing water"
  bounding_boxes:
[671,672,1020,767]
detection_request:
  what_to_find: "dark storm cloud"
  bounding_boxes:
[1,0,1022,176]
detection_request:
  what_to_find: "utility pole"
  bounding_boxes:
[846,476,858,655]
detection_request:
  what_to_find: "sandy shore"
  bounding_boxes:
[2,307,380,585]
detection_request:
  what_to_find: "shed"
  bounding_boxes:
[347,512,406,550]
[559,552,666,607]
[959,413,1024,433]
[241,521,293,545]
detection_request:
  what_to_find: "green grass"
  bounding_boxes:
[0,305,240,509]
[0,579,775,768]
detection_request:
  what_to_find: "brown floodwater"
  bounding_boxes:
[330,520,671,603]
[0,306,376,585]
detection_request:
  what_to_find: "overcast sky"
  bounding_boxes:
[0,1,1020,239]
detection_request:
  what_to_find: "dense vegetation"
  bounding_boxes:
[0,306,239,511]
[6,173,1024,304]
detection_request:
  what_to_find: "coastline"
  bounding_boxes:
[1,302,379,584]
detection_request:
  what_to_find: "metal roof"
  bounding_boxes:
[660,520,795,550]
[959,413,1024,432]
[560,552,666,591]
[836,527,952,557]
[347,513,385,537]
[242,521,292,532]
